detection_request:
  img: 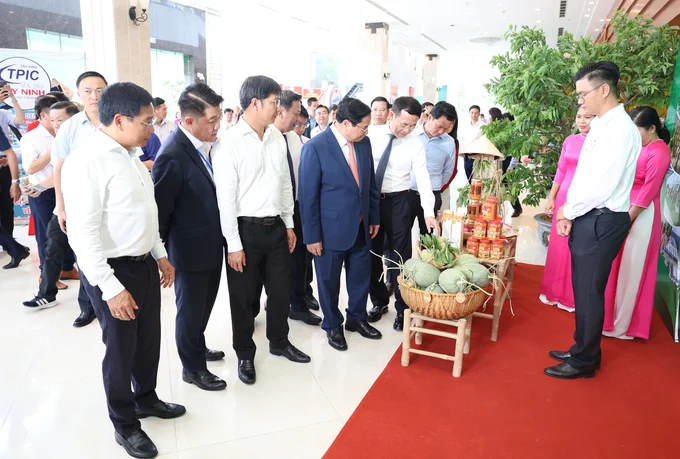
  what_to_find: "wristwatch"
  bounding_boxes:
[12,179,21,185]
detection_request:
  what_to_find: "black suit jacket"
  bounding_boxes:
[152,128,224,272]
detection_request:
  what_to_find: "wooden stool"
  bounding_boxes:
[401,309,473,378]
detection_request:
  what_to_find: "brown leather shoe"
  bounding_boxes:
[39,277,69,290]
[59,269,80,280]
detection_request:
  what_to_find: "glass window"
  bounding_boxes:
[26,29,83,52]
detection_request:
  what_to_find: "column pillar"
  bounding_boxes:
[423,54,439,102]
[364,22,390,99]
[79,0,152,90]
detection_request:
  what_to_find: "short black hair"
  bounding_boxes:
[329,104,338,112]
[98,82,154,127]
[34,95,59,118]
[307,97,318,107]
[280,90,302,111]
[336,98,371,125]
[574,61,620,97]
[153,97,165,108]
[239,75,281,111]
[489,107,503,122]
[391,97,421,117]
[299,105,309,120]
[315,105,329,114]
[76,71,107,88]
[50,101,80,117]
[503,112,515,121]
[178,83,224,118]
[371,96,389,107]
[45,91,70,103]
[422,102,434,111]
[469,105,481,112]
[224,108,234,114]
[429,101,457,124]
[630,106,671,144]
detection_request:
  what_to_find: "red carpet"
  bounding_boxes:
[324,264,680,459]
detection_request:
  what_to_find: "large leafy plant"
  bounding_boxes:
[462,12,680,208]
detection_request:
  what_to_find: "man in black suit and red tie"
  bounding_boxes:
[152,83,227,391]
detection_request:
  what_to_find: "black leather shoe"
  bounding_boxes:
[238,359,256,385]
[304,294,320,311]
[290,309,322,326]
[327,327,348,351]
[385,281,394,296]
[544,362,595,379]
[393,312,405,331]
[270,344,311,363]
[114,429,158,458]
[182,370,227,391]
[205,349,225,361]
[346,320,382,339]
[135,400,186,419]
[512,210,523,218]
[367,305,389,323]
[548,350,601,369]
[2,246,29,270]
[73,310,96,328]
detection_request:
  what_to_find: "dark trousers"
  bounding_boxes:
[370,192,412,313]
[226,217,291,360]
[90,256,161,435]
[39,215,94,314]
[567,210,630,371]
[464,156,474,182]
[28,189,75,272]
[502,156,522,215]
[252,202,313,316]
[174,263,222,372]
[0,166,13,236]
[408,190,442,236]
[315,222,370,331]
[0,225,22,257]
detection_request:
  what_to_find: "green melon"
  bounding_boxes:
[462,263,490,288]
[413,262,441,288]
[454,254,479,266]
[425,283,446,294]
[438,267,469,294]
[403,258,425,279]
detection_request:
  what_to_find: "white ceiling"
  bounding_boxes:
[183,0,617,52]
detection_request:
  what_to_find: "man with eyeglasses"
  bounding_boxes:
[61,82,184,458]
[22,71,106,326]
[367,96,440,331]
[152,83,227,392]
[294,106,310,144]
[213,76,311,386]
[299,97,382,350]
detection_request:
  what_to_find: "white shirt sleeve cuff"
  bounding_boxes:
[562,204,577,221]
[227,237,243,253]
[100,275,126,302]
[282,215,294,229]
[150,242,168,261]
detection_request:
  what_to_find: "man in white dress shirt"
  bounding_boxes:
[152,97,173,143]
[213,76,311,386]
[371,96,389,126]
[62,82,185,458]
[367,96,440,331]
[461,105,484,180]
[310,105,329,138]
[547,61,641,380]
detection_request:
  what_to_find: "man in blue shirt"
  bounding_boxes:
[408,101,457,235]
[140,132,161,170]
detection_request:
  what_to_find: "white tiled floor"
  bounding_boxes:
[0,203,546,458]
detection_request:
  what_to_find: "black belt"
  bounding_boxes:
[239,216,281,226]
[585,207,614,216]
[380,190,409,200]
[109,253,149,263]
[409,189,442,195]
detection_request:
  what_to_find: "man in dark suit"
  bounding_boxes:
[299,98,382,351]
[152,83,227,391]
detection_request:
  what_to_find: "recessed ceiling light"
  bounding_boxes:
[587,8,591,11]
[536,19,542,23]
[589,1,595,4]
[534,8,540,11]
[584,14,590,17]
[599,19,605,22]
[594,29,600,31]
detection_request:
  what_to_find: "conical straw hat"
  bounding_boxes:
[466,135,504,159]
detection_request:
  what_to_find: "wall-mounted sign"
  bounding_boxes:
[0,57,51,110]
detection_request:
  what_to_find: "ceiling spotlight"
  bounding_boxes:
[587,8,591,11]
[588,1,595,4]
[534,8,540,11]
[599,18,605,22]
[536,19,542,23]
[584,14,590,17]
[594,28,600,31]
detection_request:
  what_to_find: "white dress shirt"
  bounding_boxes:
[310,124,328,138]
[153,118,174,143]
[178,123,214,179]
[20,122,54,185]
[61,130,167,301]
[284,130,303,200]
[461,119,484,153]
[368,124,436,218]
[563,104,642,220]
[212,119,295,253]
[53,110,99,160]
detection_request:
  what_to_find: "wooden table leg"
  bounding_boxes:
[464,314,473,354]
[401,309,412,367]
[452,317,467,377]
[415,317,424,345]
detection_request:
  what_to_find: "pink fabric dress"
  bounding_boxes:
[603,139,671,339]
[539,133,587,312]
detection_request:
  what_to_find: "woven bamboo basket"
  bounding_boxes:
[398,275,488,320]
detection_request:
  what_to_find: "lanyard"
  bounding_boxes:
[196,148,213,174]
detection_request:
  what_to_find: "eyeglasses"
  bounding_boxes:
[294,122,309,129]
[354,124,369,134]
[261,98,281,107]
[576,84,603,102]
[126,116,154,128]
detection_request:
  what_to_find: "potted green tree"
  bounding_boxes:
[459,12,679,248]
